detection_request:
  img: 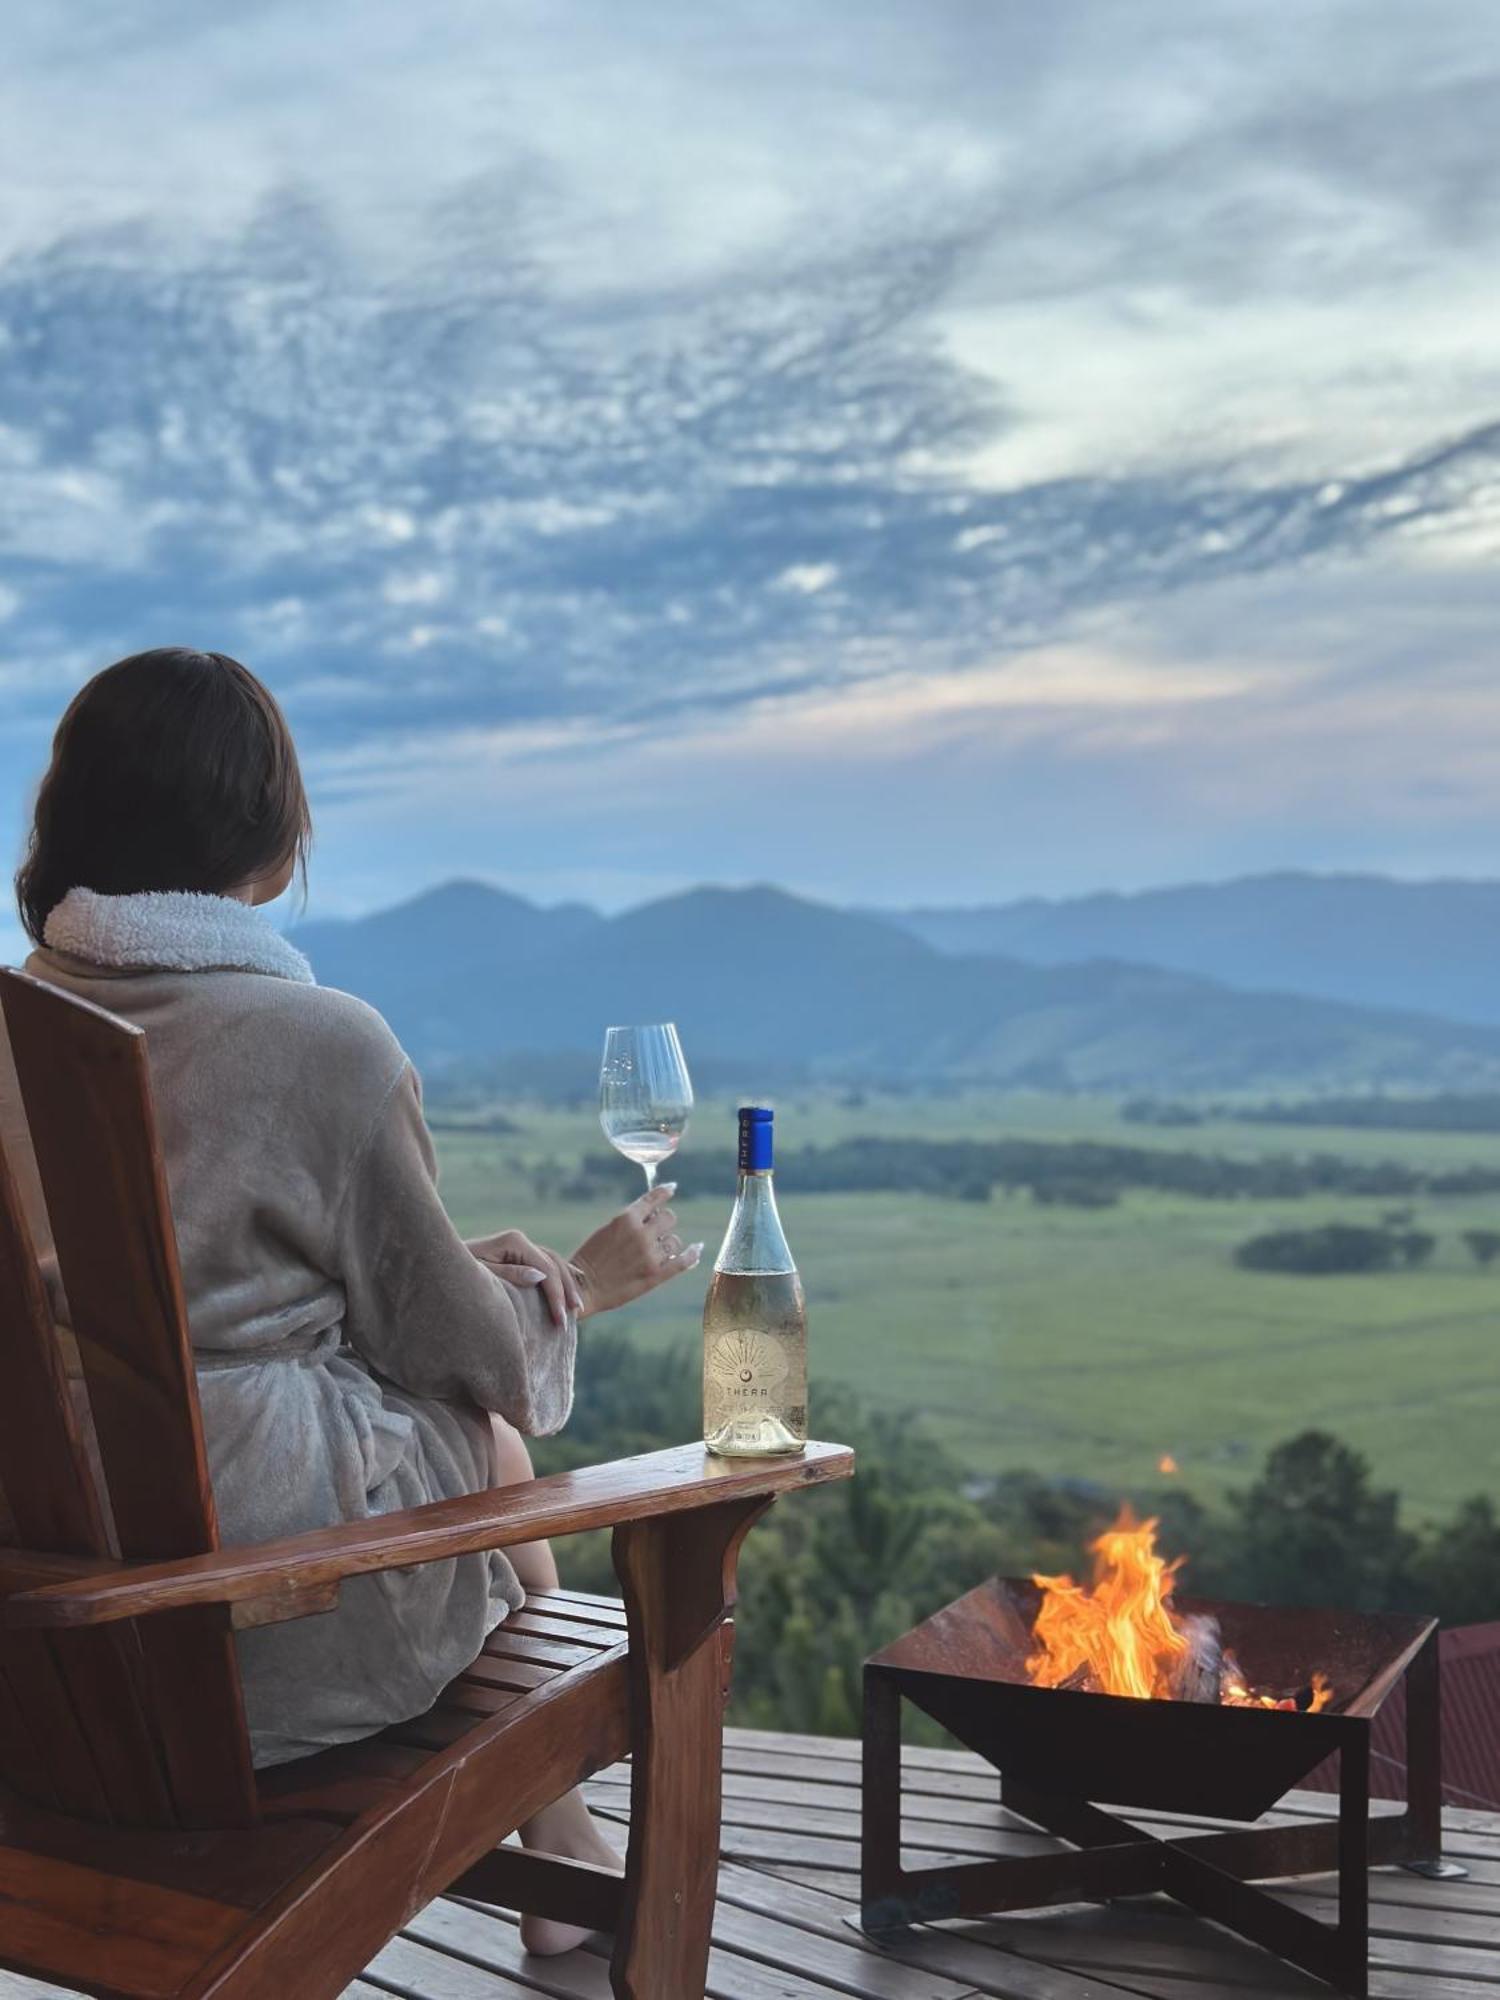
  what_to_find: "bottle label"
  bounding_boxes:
[703,1328,794,1434]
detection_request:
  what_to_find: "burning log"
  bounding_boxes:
[1172,1614,1223,1705]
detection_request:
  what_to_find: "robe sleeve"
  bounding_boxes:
[328,1065,576,1436]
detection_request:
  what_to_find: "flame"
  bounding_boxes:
[1028,1507,1190,1701]
[1158,1454,1180,1476]
[1027,1507,1332,1712]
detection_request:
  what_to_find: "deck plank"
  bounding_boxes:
[13,1726,1499,1997]
[714,1861,1147,1999]
[372,1924,614,1997]
[600,1763,1500,1897]
[618,1735,1496,1996]
[406,1896,890,2000]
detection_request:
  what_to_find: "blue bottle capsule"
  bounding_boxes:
[738,1105,774,1173]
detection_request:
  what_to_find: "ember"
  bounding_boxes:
[1027,1506,1332,1712]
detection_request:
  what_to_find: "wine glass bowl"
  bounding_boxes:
[599,1023,694,1190]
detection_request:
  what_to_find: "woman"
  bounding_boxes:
[1,647,701,1954]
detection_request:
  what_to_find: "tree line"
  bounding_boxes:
[1127,1091,1500,1135]
[1235,1220,1500,1273]
[532,1133,1500,1209]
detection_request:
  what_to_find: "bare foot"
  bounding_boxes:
[518,1791,623,1957]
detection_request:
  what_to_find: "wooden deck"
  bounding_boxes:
[2,1727,1497,1998]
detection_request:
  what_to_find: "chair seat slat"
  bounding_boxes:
[505,1610,628,1648]
[521,1589,627,1624]
[481,1630,596,1669]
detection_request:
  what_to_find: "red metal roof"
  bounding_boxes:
[1302,1622,1500,1812]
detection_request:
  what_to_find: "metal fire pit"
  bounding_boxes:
[861,1576,1467,1998]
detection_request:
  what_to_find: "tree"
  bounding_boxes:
[1395,1229,1436,1268]
[1234,1224,1398,1275]
[1409,1497,1500,1624]
[1462,1228,1500,1268]
[1219,1431,1416,1612]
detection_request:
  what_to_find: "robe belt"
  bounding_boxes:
[193,1326,343,1369]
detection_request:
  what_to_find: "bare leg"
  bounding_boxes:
[490,1418,623,1956]
[489,1414,561,1593]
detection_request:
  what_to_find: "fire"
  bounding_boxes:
[1027,1507,1332,1712]
[1223,1670,1333,1714]
[1157,1454,1180,1475]
[1028,1507,1190,1700]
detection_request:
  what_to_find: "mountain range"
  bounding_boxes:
[879,874,1500,1028]
[289,873,1500,1093]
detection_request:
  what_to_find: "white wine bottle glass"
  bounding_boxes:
[598,1023,694,1191]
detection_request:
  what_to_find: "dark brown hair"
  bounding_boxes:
[16,648,311,946]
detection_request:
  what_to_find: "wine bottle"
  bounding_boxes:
[702,1106,808,1456]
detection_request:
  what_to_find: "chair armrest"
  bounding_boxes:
[0,1441,853,1631]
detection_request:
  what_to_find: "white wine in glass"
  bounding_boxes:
[599,1023,694,1190]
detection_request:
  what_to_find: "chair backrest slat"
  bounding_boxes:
[0,1131,111,1557]
[1,974,220,1548]
[0,1633,115,1820]
[0,970,257,1828]
[0,1126,176,1822]
[0,1652,57,1810]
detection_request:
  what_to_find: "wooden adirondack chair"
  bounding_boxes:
[0,968,852,1999]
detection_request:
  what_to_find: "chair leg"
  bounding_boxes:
[608,1497,772,2000]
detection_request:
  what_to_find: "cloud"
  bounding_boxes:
[2,1,1498,908]
[282,552,1500,916]
[2,188,1495,759]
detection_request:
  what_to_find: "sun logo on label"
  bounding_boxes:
[707,1330,789,1398]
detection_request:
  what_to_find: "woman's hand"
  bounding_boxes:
[570,1184,704,1319]
[470,1229,583,1328]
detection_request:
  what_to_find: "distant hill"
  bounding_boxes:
[290,879,1500,1092]
[878,873,1500,1027]
[292,879,602,1032]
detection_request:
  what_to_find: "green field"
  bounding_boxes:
[434,1091,1500,1522]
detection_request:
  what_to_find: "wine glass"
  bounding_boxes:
[599,1024,694,1191]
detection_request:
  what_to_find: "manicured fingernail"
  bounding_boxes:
[514,1266,545,1284]
[662,1182,678,1196]
[685,1242,704,1264]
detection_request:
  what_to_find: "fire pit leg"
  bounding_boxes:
[861,1669,908,1935]
[1335,1728,1370,1995]
[1399,1627,1470,1882]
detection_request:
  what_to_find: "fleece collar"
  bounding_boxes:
[43,888,315,984]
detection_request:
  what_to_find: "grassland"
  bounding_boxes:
[434,1090,1500,1522]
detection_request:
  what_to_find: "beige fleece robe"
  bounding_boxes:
[0,888,577,1767]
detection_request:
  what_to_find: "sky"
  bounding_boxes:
[2,0,1500,954]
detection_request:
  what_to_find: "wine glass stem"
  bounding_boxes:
[643,1161,658,1192]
